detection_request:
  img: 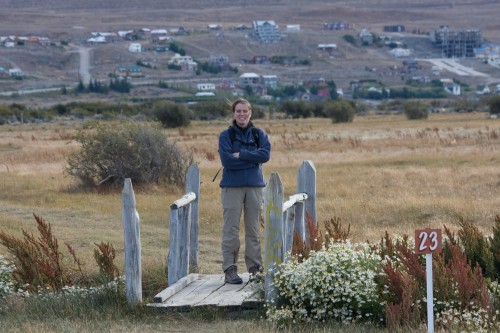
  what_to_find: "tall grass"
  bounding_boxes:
[0,113,499,331]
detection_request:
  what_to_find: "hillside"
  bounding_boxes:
[0,0,499,107]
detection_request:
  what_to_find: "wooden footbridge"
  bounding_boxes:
[121,161,317,310]
[150,273,263,310]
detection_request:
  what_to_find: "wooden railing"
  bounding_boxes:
[263,160,316,301]
[121,161,315,305]
[167,164,200,286]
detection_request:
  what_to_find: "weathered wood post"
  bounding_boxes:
[264,172,284,301]
[283,193,308,253]
[122,178,142,306]
[185,164,200,273]
[297,160,316,231]
[167,164,200,286]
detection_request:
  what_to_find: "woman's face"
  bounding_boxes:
[233,102,251,128]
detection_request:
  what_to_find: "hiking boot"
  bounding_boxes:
[224,265,243,284]
[248,265,264,282]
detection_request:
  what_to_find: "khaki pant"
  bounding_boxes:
[221,187,264,272]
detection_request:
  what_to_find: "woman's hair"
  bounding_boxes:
[230,98,252,113]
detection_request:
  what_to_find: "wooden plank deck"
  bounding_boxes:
[149,273,264,311]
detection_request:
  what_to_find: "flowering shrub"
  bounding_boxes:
[435,303,499,333]
[0,255,15,297]
[267,222,500,331]
[268,241,384,324]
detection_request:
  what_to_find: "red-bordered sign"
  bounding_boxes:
[415,229,442,254]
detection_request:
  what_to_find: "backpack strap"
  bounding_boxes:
[228,126,260,148]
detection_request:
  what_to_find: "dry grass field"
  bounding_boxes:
[0,112,499,282]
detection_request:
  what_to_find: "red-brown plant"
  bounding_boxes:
[93,241,120,282]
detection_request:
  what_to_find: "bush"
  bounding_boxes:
[324,100,355,123]
[270,241,384,324]
[0,213,85,292]
[152,101,191,128]
[403,100,428,120]
[279,100,312,118]
[66,121,193,188]
[268,215,500,330]
[487,95,500,115]
[188,100,230,120]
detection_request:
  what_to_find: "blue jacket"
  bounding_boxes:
[218,121,271,188]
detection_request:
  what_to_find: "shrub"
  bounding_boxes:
[152,101,191,128]
[279,100,312,118]
[0,213,80,291]
[270,241,384,324]
[188,100,230,120]
[443,217,496,281]
[0,255,15,296]
[324,100,355,123]
[487,95,500,115]
[343,34,356,45]
[66,121,193,188]
[403,100,428,120]
[93,242,120,283]
[491,215,500,279]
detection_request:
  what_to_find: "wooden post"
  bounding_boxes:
[264,172,284,301]
[283,206,295,254]
[167,164,199,286]
[186,164,200,273]
[121,178,142,306]
[297,160,316,226]
[168,199,194,286]
[294,201,306,242]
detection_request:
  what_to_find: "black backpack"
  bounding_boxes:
[227,126,260,148]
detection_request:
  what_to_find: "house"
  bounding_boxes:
[90,32,116,43]
[252,21,281,42]
[0,66,8,78]
[86,36,107,44]
[441,79,461,95]
[151,29,168,42]
[115,65,142,77]
[318,44,337,50]
[252,55,269,64]
[323,21,349,30]
[8,68,24,78]
[195,91,215,97]
[286,25,300,33]
[359,29,373,44]
[390,48,411,58]
[209,54,229,66]
[220,79,235,89]
[384,25,406,33]
[239,72,260,86]
[207,24,222,30]
[128,43,142,53]
[169,54,197,71]
[118,30,134,39]
[197,83,216,91]
[261,75,278,89]
[476,84,490,95]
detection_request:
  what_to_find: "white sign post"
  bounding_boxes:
[415,229,442,333]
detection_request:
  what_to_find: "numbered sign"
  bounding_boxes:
[415,229,442,254]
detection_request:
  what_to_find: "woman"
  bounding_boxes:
[218,98,271,284]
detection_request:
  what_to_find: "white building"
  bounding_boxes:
[390,48,411,57]
[239,72,260,85]
[128,43,142,53]
[197,83,216,91]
